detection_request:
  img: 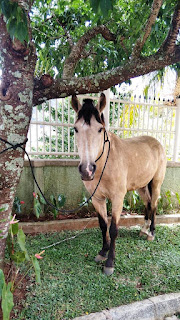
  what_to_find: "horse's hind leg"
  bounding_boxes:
[147,179,162,241]
[138,186,151,237]
[139,179,162,241]
[92,198,110,262]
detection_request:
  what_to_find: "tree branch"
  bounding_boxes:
[159,1,180,54]
[33,45,180,105]
[62,25,116,78]
[131,0,163,58]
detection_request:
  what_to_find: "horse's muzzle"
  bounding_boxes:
[79,163,96,181]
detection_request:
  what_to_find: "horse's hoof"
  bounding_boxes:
[104,266,114,276]
[147,234,155,241]
[95,254,107,263]
[139,230,148,237]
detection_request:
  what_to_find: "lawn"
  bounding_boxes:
[14,225,180,320]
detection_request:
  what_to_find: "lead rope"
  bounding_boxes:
[0,130,110,214]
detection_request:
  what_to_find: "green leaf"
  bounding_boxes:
[0,208,5,212]
[34,198,42,218]
[0,269,5,299]
[17,229,30,261]
[50,194,56,206]
[31,256,41,284]
[38,193,46,205]
[16,21,28,43]
[10,251,26,264]
[11,222,19,236]
[7,18,17,39]
[1,0,11,18]
[2,282,14,320]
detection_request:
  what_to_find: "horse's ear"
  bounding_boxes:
[97,93,106,113]
[71,94,81,113]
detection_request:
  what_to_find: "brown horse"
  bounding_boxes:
[71,93,167,276]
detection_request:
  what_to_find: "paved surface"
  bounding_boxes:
[73,293,180,320]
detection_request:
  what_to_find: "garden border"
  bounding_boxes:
[19,213,180,234]
[73,292,180,320]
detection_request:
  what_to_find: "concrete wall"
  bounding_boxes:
[16,160,180,216]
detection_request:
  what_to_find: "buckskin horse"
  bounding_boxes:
[71,93,167,275]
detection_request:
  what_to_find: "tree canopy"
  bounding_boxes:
[0,0,180,105]
[31,0,178,77]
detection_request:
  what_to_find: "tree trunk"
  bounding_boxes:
[0,16,36,269]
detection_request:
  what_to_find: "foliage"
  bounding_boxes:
[14,226,180,319]
[158,190,180,214]
[13,197,25,214]
[29,0,178,77]
[0,217,44,320]
[90,0,115,16]
[33,192,46,218]
[0,0,28,43]
[122,190,180,215]
[1,280,14,320]
[123,191,144,213]
[79,192,91,208]
[49,194,66,218]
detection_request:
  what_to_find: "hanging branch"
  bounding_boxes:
[33,45,180,105]
[131,0,163,58]
[159,1,180,54]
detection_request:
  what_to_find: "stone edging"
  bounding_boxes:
[19,214,180,234]
[72,293,180,320]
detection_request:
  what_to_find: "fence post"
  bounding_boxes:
[173,98,180,162]
[103,88,110,130]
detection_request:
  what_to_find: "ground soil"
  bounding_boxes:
[17,210,99,222]
[17,210,136,223]
[0,263,30,320]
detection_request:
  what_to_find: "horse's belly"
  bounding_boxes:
[127,163,157,191]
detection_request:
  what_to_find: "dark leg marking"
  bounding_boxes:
[150,208,156,236]
[98,214,110,257]
[104,219,118,275]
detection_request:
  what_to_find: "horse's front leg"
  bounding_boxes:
[92,198,110,262]
[104,196,124,276]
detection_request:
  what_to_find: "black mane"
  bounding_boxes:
[77,99,104,125]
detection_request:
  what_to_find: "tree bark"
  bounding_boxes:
[0,16,36,269]
[33,45,180,105]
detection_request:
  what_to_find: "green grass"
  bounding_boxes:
[15,225,180,320]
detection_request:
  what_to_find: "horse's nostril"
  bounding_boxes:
[89,164,96,174]
[93,164,96,174]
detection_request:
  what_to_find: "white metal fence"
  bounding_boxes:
[26,92,180,162]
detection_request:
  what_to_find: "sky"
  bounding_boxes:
[118,68,176,101]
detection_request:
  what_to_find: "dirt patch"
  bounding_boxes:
[0,263,30,320]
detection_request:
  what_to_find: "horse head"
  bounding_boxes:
[71,93,106,181]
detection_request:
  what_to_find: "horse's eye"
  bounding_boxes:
[98,128,103,133]
[74,127,78,133]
